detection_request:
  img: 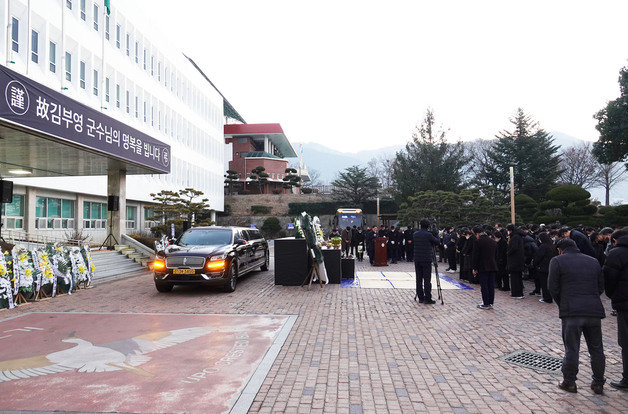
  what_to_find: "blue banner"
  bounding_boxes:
[0,65,170,173]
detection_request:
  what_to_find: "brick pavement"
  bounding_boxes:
[2,257,627,413]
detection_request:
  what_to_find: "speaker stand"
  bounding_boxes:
[100,218,119,250]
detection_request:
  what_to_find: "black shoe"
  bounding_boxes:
[611,310,618,316]
[558,381,577,393]
[418,299,424,303]
[610,379,628,390]
[590,383,604,395]
[424,299,436,304]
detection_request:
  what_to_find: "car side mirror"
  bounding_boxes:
[235,238,247,246]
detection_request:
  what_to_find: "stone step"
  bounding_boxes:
[114,245,129,252]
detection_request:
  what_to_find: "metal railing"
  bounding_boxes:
[2,229,86,249]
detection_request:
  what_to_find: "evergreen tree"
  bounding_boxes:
[480,108,561,201]
[331,165,380,204]
[391,109,468,202]
[593,66,628,168]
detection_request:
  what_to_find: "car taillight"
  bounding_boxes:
[205,259,226,271]
[153,259,166,270]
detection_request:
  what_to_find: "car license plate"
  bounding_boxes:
[173,268,195,275]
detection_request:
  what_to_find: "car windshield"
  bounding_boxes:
[178,229,233,246]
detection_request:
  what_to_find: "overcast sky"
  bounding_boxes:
[137,0,628,152]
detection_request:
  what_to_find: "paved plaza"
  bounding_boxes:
[1,256,626,413]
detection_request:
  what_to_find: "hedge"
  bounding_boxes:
[251,205,272,215]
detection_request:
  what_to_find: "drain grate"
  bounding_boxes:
[500,350,562,373]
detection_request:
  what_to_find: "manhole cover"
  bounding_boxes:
[500,350,562,373]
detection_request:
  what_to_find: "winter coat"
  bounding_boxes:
[570,229,596,258]
[412,229,439,263]
[507,230,525,272]
[461,236,475,271]
[523,234,538,261]
[496,237,508,271]
[533,242,557,274]
[603,235,628,311]
[472,234,498,273]
[341,229,352,247]
[548,246,605,319]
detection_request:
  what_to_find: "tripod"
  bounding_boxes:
[432,245,444,305]
[100,217,119,250]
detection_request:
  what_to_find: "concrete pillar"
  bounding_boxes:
[24,186,37,235]
[107,167,126,245]
[75,194,84,232]
[210,210,216,224]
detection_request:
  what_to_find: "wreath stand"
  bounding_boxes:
[301,248,324,290]
[15,291,29,304]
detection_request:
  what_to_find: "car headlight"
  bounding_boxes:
[209,253,227,261]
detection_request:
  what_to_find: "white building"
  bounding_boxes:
[0,0,225,244]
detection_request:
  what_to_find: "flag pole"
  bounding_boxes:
[510,166,515,224]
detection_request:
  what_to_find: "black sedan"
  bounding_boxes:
[153,226,269,293]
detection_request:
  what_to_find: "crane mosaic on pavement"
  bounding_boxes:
[0,312,295,414]
[344,271,473,290]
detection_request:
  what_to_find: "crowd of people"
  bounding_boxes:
[328,221,628,394]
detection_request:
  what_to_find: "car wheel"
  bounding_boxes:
[260,251,269,271]
[223,263,237,293]
[155,282,173,293]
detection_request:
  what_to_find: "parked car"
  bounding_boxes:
[153,226,269,293]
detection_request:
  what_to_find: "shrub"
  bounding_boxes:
[261,217,282,238]
[546,185,590,203]
[251,205,272,215]
[539,200,563,210]
[129,234,159,250]
[272,189,283,195]
[301,188,313,194]
[616,204,628,216]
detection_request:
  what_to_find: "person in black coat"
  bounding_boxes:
[533,232,557,304]
[389,226,402,264]
[413,219,440,304]
[549,238,606,394]
[444,227,458,272]
[493,230,509,291]
[366,226,377,265]
[506,224,526,298]
[460,230,475,282]
[354,227,366,262]
[603,228,628,390]
[559,227,596,258]
[523,232,539,294]
[404,226,414,262]
[472,228,498,309]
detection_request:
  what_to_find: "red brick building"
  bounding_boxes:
[224,123,299,194]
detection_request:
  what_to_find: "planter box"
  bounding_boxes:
[274,238,309,286]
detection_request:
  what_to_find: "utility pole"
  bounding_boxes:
[510,167,515,224]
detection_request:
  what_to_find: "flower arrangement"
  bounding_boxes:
[70,247,91,286]
[12,246,35,294]
[0,251,15,309]
[330,237,342,249]
[294,218,304,239]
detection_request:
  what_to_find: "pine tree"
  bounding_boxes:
[391,109,468,202]
[593,67,628,168]
[331,165,380,204]
[480,108,561,201]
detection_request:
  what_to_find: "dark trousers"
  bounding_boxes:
[530,267,540,293]
[496,268,509,289]
[367,247,374,265]
[510,271,523,297]
[618,310,628,381]
[447,247,457,270]
[561,317,606,386]
[479,272,495,306]
[406,244,414,262]
[414,261,432,301]
[391,246,399,263]
[538,271,552,303]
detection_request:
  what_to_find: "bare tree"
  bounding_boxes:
[558,143,599,189]
[366,155,395,197]
[594,161,627,206]
[465,139,493,186]
[306,168,323,187]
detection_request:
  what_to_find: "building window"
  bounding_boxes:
[164,67,168,86]
[105,77,110,102]
[126,206,137,229]
[158,61,161,81]
[36,197,75,229]
[1,194,24,229]
[79,61,86,89]
[116,25,121,48]
[49,41,56,72]
[93,4,99,31]
[65,52,71,81]
[135,96,138,118]
[105,15,110,40]
[115,84,120,108]
[126,34,130,56]
[126,90,130,113]
[80,0,86,20]
[143,101,147,122]
[151,106,154,126]
[143,49,147,70]
[83,201,107,229]
[93,69,98,96]
[31,30,38,63]
[135,41,139,63]
[11,17,18,53]
[66,0,72,10]
[151,56,154,76]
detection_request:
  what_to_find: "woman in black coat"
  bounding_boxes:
[533,232,557,303]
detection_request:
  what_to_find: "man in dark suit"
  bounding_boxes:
[404,226,414,262]
[507,224,525,299]
[549,238,606,395]
[366,226,377,265]
[494,230,509,291]
[413,219,440,304]
[472,227,498,309]
[559,227,596,258]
